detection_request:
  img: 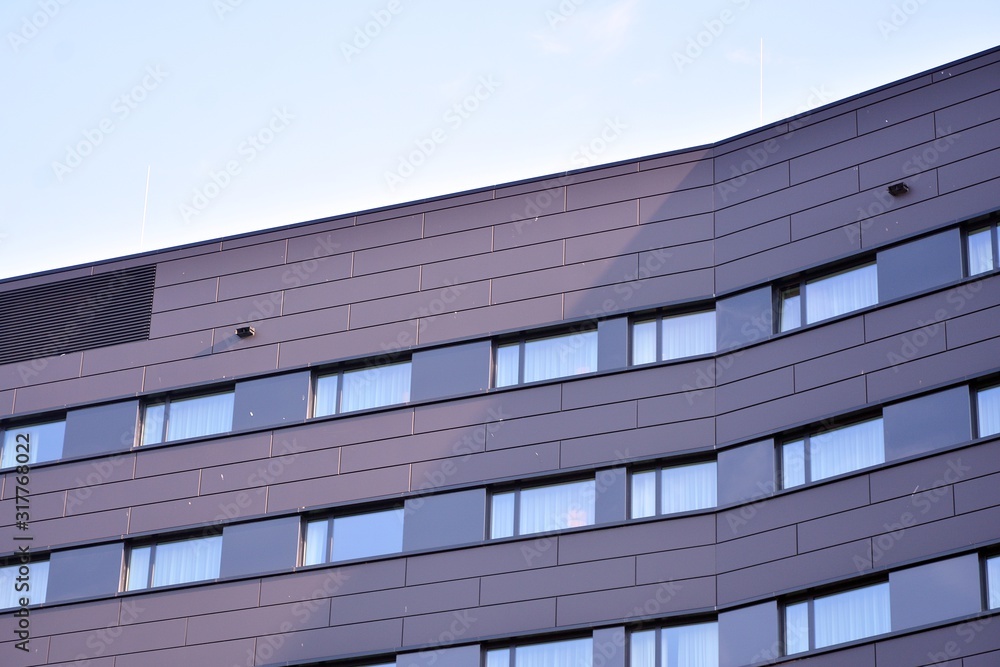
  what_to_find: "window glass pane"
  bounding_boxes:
[523,331,597,383]
[495,344,520,388]
[331,508,403,562]
[780,287,801,332]
[813,582,889,649]
[303,520,329,566]
[0,561,48,609]
[662,311,716,360]
[519,480,595,535]
[631,470,656,519]
[632,320,657,365]
[988,556,1000,610]
[491,492,515,539]
[126,546,151,591]
[141,403,165,445]
[805,263,878,324]
[486,648,511,667]
[166,392,234,442]
[630,629,655,667]
[515,637,592,667]
[809,418,884,482]
[784,601,809,655]
[313,374,339,418]
[151,536,222,587]
[341,362,411,413]
[661,461,717,514]
[968,226,995,276]
[662,622,718,667]
[1,420,65,467]
[977,385,1000,438]
[781,440,806,489]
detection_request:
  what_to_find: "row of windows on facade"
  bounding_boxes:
[2,383,998,609]
[7,559,996,665]
[3,219,997,469]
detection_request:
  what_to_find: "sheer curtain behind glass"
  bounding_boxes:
[978,386,1000,437]
[988,557,1000,609]
[813,583,889,649]
[967,227,995,275]
[341,362,411,412]
[661,462,717,514]
[519,480,594,534]
[663,622,718,667]
[523,331,597,383]
[1,420,65,467]
[516,638,592,667]
[805,264,877,324]
[151,536,222,587]
[662,311,716,360]
[631,470,657,518]
[809,418,884,481]
[0,561,48,609]
[632,320,657,365]
[630,630,655,667]
[166,393,234,442]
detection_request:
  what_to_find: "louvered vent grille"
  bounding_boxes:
[0,265,155,366]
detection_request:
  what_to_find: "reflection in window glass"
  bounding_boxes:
[0,561,49,609]
[304,508,404,565]
[805,263,878,325]
[977,385,1000,438]
[1,420,66,468]
[967,226,995,276]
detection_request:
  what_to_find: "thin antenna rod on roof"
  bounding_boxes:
[759,38,764,125]
[139,165,151,251]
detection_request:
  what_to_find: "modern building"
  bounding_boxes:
[2,45,1000,667]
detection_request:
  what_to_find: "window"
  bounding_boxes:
[977,384,1000,438]
[495,329,597,387]
[631,622,718,667]
[631,461,717,518]
[126,535,222,590]
[141,390,234,445]
[302,508,404,565]
[633,310,716,364]
[490,478,595,538]
[314,360,411,416]
[784,581,890,654]
[778,263,878,332]
[987,555,1000,610]
[966,223,998,276]
[781,417,884,488]
[0,418,65,468]
[487,637,593,667]
[0,560,49,610]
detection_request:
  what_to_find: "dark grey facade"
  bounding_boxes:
[1,46,999,667]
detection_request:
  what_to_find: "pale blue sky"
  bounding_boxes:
[2,0,998,279]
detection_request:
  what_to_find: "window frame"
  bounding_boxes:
[630,306,717,366]
[782,580,890,655]
[775,260,878,333]
[312,358,412,418]
[0,416,67,469]
[965,221,999,276]
[489,476,596,539]
[140,388,235,446]
[124,534,223,591]
[301,505,405,566]
[779,415,885,489]
[629,459,718,519]
[493,327,599,388]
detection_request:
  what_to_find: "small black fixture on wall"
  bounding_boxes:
[236,326,255,338]
[888,182,909,196]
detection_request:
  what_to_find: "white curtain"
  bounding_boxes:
[303,520,329,565]
[491,492,515,538]
[988,557,1000,610]
[486,649,511,667]
[0,561,49,609]
[813,582,889,649]
[630,630,655,667]
[151,536,222,587]
[805,263,878,324]
[313,374,339,418]
[784,602,809,654]
[978,385,1000,438]
[810,418,884,482]
[632,320,657,365]
[519,480,595,535]
[523,331,597,383]
[661,462,717,514]
[967,227,994,276]
[166,392,234,442]
[142,404,166,445]
[495,344,521,388]
[662,311,716,360]
[781,440,806,488]
[1,420,65,467]
[779,288,801,332]
[127,546,152,590]
[331,508,404,561]
[516,638,592,667]
[662,622,718,667]
[631,470,657,519]
[341,361,411,413]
